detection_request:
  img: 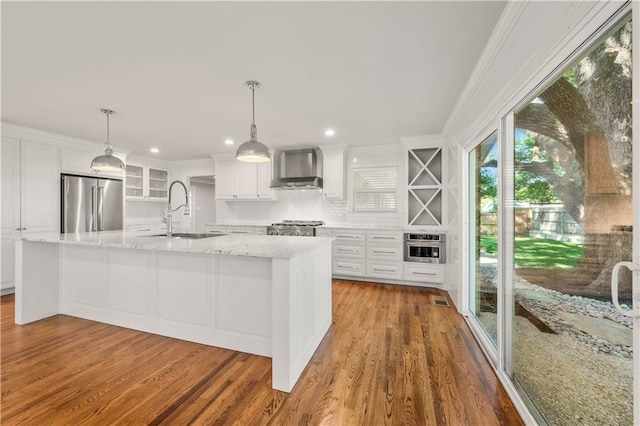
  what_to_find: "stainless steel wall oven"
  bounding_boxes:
[403,233,445,263]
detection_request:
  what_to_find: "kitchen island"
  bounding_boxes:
[15,231,333,392]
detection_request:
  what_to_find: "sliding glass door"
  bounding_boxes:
[466,9,638,424]
[508,14,635,424]
[468,132,499,347]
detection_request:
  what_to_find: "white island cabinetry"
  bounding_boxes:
[15,232,332,393]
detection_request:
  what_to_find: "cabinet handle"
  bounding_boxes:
[371,236,397,240]
[336,234,360,239]
[337,248,359,253]
[373,250,395,254]
[338,265,358,270]
[15,227,21,231]
[373,268,395,272]
[412,272,437,276]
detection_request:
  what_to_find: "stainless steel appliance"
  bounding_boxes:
[270,148,323,189]
[267,220,324,236]
[404,233,446,263]
[61,174,124,233]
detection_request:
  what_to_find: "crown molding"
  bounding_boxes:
[400,133,445,150]
[1,121,131,156]
[442,1,528,137]
[443,1,626,146]
[170,158,214,169]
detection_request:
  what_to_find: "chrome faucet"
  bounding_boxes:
[165,180,191,237]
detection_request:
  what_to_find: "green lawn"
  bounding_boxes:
[480,236,583,269]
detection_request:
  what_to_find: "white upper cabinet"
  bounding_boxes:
[1,137,60,234]
[256,162,275,199]
[1,137,21,233]
[320,146,345,200]
[214,160,235,200]
[125,163,169,201]
[234,161,258,199]
[215,159,278,201]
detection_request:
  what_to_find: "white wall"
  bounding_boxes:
[191,181,216,232]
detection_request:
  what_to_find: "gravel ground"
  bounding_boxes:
[477,263,634,425]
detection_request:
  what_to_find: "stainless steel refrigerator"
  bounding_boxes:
[61,174,124,233]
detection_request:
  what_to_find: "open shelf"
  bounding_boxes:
[407,148,443,226]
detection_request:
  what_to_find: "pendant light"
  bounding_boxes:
[90,108,125,172]
[236,80,270,163]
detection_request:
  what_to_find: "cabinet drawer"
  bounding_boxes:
[127,224,166,233]
[403,263,444,284]
[226,226,254,234]
[315,228,332,237]
[206,225,227,233]
[333,229,366,241]
[366,231,402,243]
[367,243,403,261]
[333,259,365,276]
[333,242,365,258]
[367,262,402,279]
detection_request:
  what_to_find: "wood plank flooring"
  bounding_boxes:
[1,280,523,425]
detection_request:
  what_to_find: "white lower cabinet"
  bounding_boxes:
[205,225,227,234]
[333,259,366,276]
[333,241,365,258]
[205,225,257,234]
[331,229,366,277]
[126,223,167,233]
[403,263,445,284]
[367,262,403,279]
[323,227,445,286]
[226,226,255,234]
[1,236,16,294]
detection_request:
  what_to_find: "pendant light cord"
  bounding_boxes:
[252,84,255,125]
[106,112,110,146]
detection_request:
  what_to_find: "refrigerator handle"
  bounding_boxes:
[62,177,69,233]
[98,186,104,231]
[91,186,96,232]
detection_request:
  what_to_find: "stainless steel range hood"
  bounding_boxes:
[270,148,323,189]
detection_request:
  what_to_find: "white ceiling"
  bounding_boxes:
[2,1,505,161]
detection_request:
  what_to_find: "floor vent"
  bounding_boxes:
[430,295,450,307]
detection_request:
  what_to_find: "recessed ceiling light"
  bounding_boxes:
[324,129,335,137]
[225,139,235,146]
[149,147,159,154]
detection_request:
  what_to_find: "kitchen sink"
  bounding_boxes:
[146,233,227,239]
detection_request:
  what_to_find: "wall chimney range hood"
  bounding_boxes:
[270,148,323,189]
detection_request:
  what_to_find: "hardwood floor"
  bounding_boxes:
[1,280,522,425]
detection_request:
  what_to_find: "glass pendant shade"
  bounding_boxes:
[91,109,125,172]
[236,81,270,163]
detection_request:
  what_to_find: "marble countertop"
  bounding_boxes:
[18,231,333,259]
[206,222,444,232]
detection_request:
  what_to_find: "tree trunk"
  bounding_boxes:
[514,21,633,301]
